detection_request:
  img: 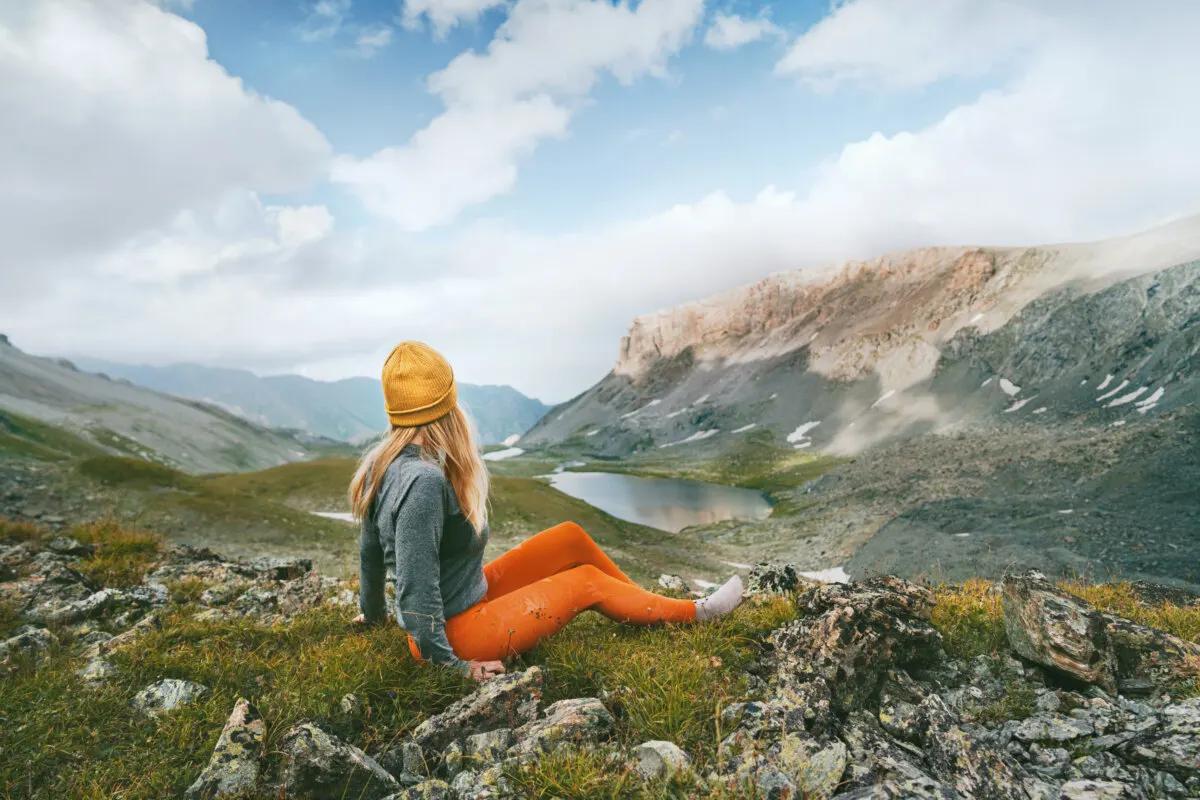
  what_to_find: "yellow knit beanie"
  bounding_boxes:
[381,341,457,427]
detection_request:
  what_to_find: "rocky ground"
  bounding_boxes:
[2,525,1198,799]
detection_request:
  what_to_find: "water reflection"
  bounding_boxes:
[547,471,772,533]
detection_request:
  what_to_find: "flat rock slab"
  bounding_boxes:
[131,678,209,717]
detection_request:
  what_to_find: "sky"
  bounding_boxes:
[1,0,1199,403]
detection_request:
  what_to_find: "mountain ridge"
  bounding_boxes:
[70,358,550,445]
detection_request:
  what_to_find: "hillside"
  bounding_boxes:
[2,518,1197,799]
[521,217,1200,455]
[73,358,551,445]
[0,336,318,474]
[515,218,1200,590]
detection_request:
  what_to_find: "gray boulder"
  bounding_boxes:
[411,666,542,752]
[510,697,614,756]
[1001,571,1200,695]
[277,722,399,800]
[131,678,209,717]
[185,698,264,799]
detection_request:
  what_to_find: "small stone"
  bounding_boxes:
[77,657,117,685]
[250,556,312,581]
[278,722,399,800]
[46,536,94,556]
[1058,779,1139,799]
[384,778,451,799]
[0,625,57,666]
[657,574,686,592]
[633,740,691,781]
[443,741,464,778]
[131,678,209,717]
[340,693,363,716]
[185,698,264,799]
[1014,714,1093,743]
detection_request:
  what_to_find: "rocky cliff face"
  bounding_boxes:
[522,216,1200,456]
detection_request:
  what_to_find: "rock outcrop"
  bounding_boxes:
[3,529,1198,798]
[1002,570,1200,695]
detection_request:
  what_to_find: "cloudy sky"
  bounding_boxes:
[1,0,1198,402]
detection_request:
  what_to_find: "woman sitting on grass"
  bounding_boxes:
[351,341,744,683]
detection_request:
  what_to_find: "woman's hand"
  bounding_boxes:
[466,660,505,682]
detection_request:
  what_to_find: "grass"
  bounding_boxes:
[518,596,797,765]
[930,578,1200,691]
[973,678,1038,726]
[205,457,356,511]
[0,409,106,462]
[0,517,44,543]
[71,520,164,587]
[78,456,186,488]
[0,518,795,799]
[930,578,1008,660]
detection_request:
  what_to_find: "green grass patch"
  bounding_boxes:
[931,579,1007,660]
[205,457,355,511]
[972,677,1037,726]
[0,606,471,799]
[518,596,797,768]
[77,456,188,488]
[0,409,105,461]
[72,520,164,588]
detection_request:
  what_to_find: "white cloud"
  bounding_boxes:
[775,0,1043,89]
[5,0,1200,405]
[94,193,334,283]
[703,12,781,51]
[0,0,330,280]
[334,0,703,230]
[401,0,507,37]
[333,98,570,231]
[299,0,351,42]
[353,25,393,57]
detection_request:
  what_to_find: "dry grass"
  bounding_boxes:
[0,517,44,543]
[931,578,1007,659]
[71,519,164,588]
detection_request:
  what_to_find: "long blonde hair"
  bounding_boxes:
[348,404,489,531]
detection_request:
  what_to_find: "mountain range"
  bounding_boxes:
[70,359,550,445]
[519,215,1200,589]
[0,335,316,473]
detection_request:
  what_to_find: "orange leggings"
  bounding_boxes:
[411,521,696,662]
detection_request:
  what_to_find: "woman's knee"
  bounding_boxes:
[549,520,593,551]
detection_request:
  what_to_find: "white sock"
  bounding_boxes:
[694,575,744,621]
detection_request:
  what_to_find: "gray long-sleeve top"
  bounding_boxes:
[359,444,488,673]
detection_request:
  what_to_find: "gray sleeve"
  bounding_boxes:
[389,471,469,674]
[358,519,386,623]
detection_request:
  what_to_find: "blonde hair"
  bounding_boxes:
[348,404,489,531]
